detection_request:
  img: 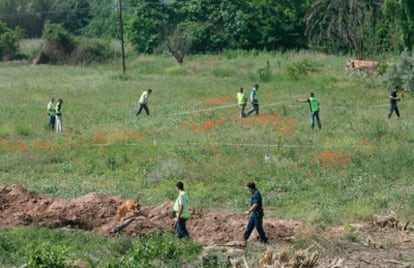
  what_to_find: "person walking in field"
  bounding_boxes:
[173,181,190,239]
[136,89,152,116]
[297,92,322,130]
[47,97,56,131]
[388,86,401,119]
[237,87,247,118]
[243,182,268,244]
[246,84,259,116]
[55,98,63,133]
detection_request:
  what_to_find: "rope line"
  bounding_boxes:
[87,141,399,150]
[166,102,390,117]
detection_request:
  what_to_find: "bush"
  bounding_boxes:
[257,61,272,81]
[285,59,316,80]
[382,49,414,91]
[0,21,23,60]
[26,242,77,268]
[70,38,115,65]
[37,22,77,64]
[42,21,76,54]
[116,232,201,267]
[36,22,115,65]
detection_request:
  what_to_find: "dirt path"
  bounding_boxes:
[1,183,414,267]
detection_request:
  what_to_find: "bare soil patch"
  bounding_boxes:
[1,184,414,267]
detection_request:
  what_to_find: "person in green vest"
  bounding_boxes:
[237,87,247,118]
[136,89,152,116]
[47,97,56,131]
[173,181,190,239]
[297,92,322,130]
[55,98,64,133]
[247,84,259,117]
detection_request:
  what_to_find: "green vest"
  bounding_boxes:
[173,191,189,219]
[309,97,319,112]
[237,92,246,105]
[252,89,258,101]
[49,103,56,116]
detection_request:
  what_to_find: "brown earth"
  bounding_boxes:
[1,183,414,267]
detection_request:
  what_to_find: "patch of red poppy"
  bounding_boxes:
[313,150,349,169]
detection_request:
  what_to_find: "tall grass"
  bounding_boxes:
[1,50,414,218]
[1,48,414,265]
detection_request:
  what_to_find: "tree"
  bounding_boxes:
[126,0,172,53]
[80,0,119,38]
[168,0,244,53]
[0,0,45,37]
[382,49,414,92]
[0,20,23,60]
[246,0,309,50]
[305,0,383,58]
[0,0,93,37]
[51,0,92,35]
[165,24,192,64]
[383,0,414,51]
[125,0,311,54]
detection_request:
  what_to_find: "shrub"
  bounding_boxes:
[70,38,115,65]
[42,21,76,54]
[286,59,316,80]
[382,49,414,91]
[36,22,115,65]
[0,21,24,60]
[15,125,32,137]
[116,232,201,267]
[37,21,77,64]
[26,242,77,268]
[257,60,272,81]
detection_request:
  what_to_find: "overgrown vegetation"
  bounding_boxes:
[36,21,115,64]
[0,21,24,60]
[1,1,414,60]
[0,227,201,267]
[1,49,414,266]
[382,49,414,91]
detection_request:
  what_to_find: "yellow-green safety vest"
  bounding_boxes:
[173,191,189,219]
[139,91,148,104]
[237,92,246,105]
[309,97,319,112]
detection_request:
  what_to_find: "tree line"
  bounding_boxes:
[1,0,413,60]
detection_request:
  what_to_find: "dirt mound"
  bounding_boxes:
[3,184,414,267]
[0,184,301,246]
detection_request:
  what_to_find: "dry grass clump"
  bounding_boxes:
[259,246,318,268]
[230,246,320,268]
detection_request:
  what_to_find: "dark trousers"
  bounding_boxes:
[388,103,400,118]
[243,212,267,242]
[48,115,56,130]
[176,218,189,239]
[136,103,150,116]
[247,102,259,116]
[310,111,322,129]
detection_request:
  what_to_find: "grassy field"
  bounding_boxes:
[1,49,414,266]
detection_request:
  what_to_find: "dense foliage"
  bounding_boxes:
[37,21,115,64]
[0,227,201,267]
[1,0,414,57]
[0,21,23,60]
